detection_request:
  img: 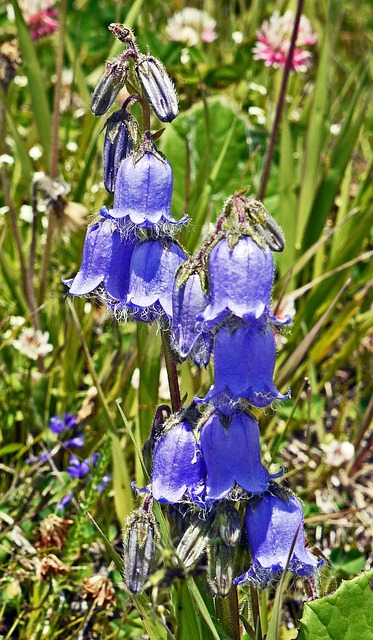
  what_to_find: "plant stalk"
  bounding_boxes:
[216,587,240,640]
[161,330,182,413]
[258,0,305,201]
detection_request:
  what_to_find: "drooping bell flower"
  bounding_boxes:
[103,108,136,194]
[124,239,186,322]
[151,420,206,504]
[198,237,277,329]
[199,324,290,414]
[171,271,212,365]
[200,412,268,501]
[65,218,137,301]
[102,141,187,229]
[234,492,323,588]
[135,55,179,123]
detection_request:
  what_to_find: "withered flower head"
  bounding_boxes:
[36,554,69,581]
[35,514,72,550]
[83,575,117,609]
[0,40,22,91]
[33,173,87,234]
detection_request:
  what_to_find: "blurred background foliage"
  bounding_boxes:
[0,0,372,638]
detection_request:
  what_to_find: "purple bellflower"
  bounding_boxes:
[199,324,290,414]
[151,421,206,504]
[101,142,187,228]
[171,272,212,364]
[235,492,323,588]
[198,237,275,329]
[103,108,134,194]
[123,239,186,322]
[200,412,269,501]
[66,218,137,301]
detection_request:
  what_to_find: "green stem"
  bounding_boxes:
[161,330,182,413]
[258,0,305,200]
[250,586,262,640]
[215,587,240,640]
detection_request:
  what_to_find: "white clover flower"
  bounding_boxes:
[20,205,34,223]
[29,145,43,161]
[166,8,217,47]
[322,439,355,467]
[11,327,53,360]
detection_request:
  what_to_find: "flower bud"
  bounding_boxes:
[123,506,157,593]
[103,109,137,194]
[213,504,241,547]
[207,539,234,597]
[90,58,128,116]
[176,512,214,567]
[135,56,178,122]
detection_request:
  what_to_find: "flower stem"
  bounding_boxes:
[257,0,305,201]
[250,585,263,640]
[161,330,182,413]
[215,587,240,640]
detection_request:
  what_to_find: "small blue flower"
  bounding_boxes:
[122,239,186,322]
[57,492,73,511]
[234,492,323,588]
[199,324,290,414]
[102,143,187,228]
[198,237,275,329]
[151,421,206,504]
[95,473,111,492]
[49,413,77,434]
[66,454,90,479]
[200,412,269,501]
[66,218,137,300]
[64,435,85,449]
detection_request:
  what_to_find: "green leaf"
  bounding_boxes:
[11,0,51,163]
[297,570,373,640]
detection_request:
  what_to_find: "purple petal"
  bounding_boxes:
[49,416,66,434]
[172,273,209,359]
[127,240,186,320]
[234,493,323,588]
[200,412,268,501]
[201,324,290,412]
[64,435,85,449]
[199,237,274,328]
[68,219,114,296]
[152,421,206,503]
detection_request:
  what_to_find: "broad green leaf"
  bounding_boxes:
[11,0,51,163]
[297,570,373,640]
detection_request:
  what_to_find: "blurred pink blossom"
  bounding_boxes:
[17,1,58,40]
[253,10,317,72]
[166,8,217,47]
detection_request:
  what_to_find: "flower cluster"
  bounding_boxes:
[146,192,322,593]
[166,8,217,47]
[65,28,187,326]
[9,1,58,40]
[253,10,317,72]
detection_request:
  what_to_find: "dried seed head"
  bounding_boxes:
[123,505,157,594]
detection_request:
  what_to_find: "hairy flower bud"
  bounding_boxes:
[207,539,234,597]
[123,506,157,594]
[135,56,178,122]
[90,58,128,116]
[176,512,214,567]
[213,505,241,547]
[103,109,137,193]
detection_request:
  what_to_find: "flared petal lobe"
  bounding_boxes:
[109,150,187,228]
[126,240,186,320]
[152,422,206,503]
[234,493,323,587]
[200,324,290,413]
[199,237,274,328]
[200,412,268,501]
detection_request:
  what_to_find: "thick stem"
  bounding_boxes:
[257,0,305,201]
[215,587,240,640]
[250,586,262,640]
[161,330,182,413]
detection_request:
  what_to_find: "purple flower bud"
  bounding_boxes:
[207,539,234,597]
[234,493,323,588]
[200,412,268,501]
[135,56,178,122]
[106,144,187,228]
[151,420,206,504]
[199,324,290,414]
[176,512,214,567]
[57,493,73,510]
[123,505,157,593]
[66,218,137,301]
[90,58,128,116]
[66,454,90,479]
[64,435,85,449]
[103,109,135,194]
[198,237,275,329]
[124,239,186,322]
[49,416,66,434]
[63,413,77,430]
